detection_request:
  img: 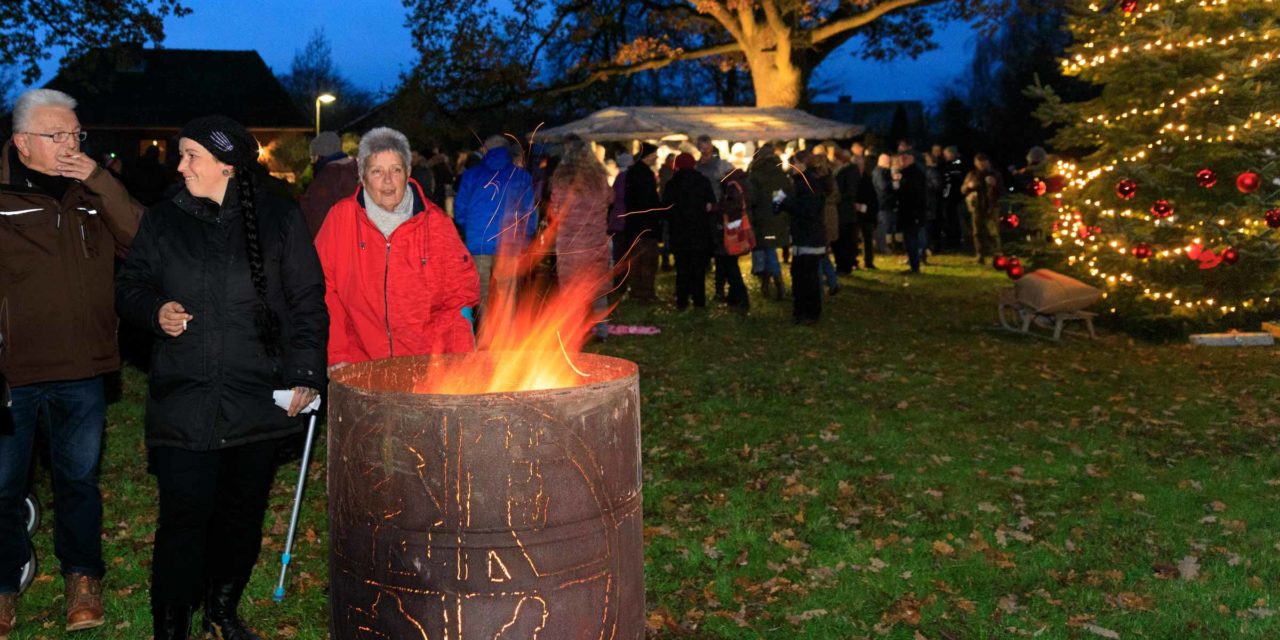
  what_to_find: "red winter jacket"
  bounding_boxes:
[315,180,479,366]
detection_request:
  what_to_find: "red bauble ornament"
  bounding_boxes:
[1120,0,1139,13]
[993,255,1011,271]
[1236,171,1262,194]
[1002,213,1021,229]
[1195,168,1217,188]
[1150,199,1174,219]
[1116,179,1138,200]
[1027,178,1047,197]
[1132,243,1153,259]
[1265,209,1280,229]
[1007,264,1026,280]
[1222,247,1240,265]
[1008,257,1023,271]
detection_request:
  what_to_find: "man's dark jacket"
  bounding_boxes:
[0,142,142,386]
[896,163,929,229]
[782,169,829,247]
[116,180,327,450]
[747,155,792,249]
[623,161,663,239]
[661,168,717,254]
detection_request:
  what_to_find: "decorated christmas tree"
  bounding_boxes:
[1024,0,1280,329]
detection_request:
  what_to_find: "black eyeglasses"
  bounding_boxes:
[21,130,87,143]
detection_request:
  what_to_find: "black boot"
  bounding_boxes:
[151,603,193,640]
[202,580,261,640]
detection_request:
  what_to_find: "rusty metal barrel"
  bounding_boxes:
[327,353,644,639]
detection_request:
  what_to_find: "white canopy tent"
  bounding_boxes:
[535,106,862,142]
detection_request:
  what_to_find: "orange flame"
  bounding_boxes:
[414,199,616,395]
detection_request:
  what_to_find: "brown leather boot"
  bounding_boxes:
[0,592,15,640]
[64,573,104,632]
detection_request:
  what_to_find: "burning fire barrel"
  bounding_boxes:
[327,352,644,639]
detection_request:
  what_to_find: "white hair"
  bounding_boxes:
[483,134,508,151]
[13,89,77,132]
[357,127,411,177]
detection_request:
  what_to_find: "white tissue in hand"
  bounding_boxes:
[273,389,321,414]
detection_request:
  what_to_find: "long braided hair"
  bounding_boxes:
[180,115,282,357]
[235,167,281,357]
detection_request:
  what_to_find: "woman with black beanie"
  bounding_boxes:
[116,115,327,640]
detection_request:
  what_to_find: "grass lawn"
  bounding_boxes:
[13,254,1280,639]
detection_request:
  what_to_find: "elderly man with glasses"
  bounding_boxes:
[0,88,142,639]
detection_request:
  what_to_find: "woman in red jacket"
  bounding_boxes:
[314,127,479,369]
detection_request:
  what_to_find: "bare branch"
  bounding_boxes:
[698,1,748,46]
[544,40,743,96]
[810,0,946,45]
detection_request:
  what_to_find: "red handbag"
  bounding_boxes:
[722,181,756,256]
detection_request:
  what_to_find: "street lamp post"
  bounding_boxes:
[315,93,336,136]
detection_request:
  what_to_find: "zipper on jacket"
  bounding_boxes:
[384,241,393,357]
[78,220,89,258]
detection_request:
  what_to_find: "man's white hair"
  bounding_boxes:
[13,89,77,132]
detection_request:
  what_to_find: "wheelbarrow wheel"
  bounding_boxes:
[24,494,40,536]
[18,545,36,594]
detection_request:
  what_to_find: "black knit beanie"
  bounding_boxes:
[179,115,258,168]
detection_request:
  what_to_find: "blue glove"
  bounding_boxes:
[461,307,475,334]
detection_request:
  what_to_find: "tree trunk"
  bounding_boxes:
[747,53,803,108]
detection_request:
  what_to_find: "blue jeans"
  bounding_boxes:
[820,252,838,290]
[0,377,106,593]
[750,248,782,278]
[876,209,897,253]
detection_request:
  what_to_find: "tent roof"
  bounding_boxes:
[536,106,863,142]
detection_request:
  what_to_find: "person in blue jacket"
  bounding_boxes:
[452,135,536,325]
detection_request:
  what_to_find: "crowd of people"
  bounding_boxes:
[0,84,1024,640]
[571,136,1013,325]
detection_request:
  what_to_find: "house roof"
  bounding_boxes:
[808,100,927,136]
[46,47,309,130]
[536,106,863,142]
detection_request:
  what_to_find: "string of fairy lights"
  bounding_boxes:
[1041,0,1280,315]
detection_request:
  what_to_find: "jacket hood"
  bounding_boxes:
[750,154,783,173]
[482,146,514,171]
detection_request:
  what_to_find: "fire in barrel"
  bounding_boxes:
[327,212,643,637]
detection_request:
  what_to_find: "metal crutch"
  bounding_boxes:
[274,410,319,601]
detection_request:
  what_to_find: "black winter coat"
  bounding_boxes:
[116,181,328,450]
[834,163,861,225]
[623,163,663,239]
[942,157,966,204]
[782,169,828,247]
[661,168,717,255]
[856,169,879,226]
[896,164,928,229]
[747,156,793,249]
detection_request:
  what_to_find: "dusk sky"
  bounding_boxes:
[31,1,979,106]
